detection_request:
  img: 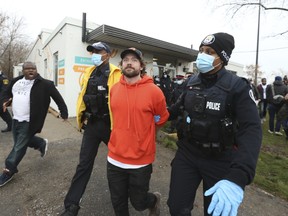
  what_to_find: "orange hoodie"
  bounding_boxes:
[108,75,169,165]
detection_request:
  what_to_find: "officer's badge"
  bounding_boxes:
[202,35,215,45]
[3,79,9,85]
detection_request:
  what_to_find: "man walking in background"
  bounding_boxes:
[257,78,268,123]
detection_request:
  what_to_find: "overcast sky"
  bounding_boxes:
[2,0,288,82]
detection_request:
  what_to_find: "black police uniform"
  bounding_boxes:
[63,64,111,209]
[0,73,12,132]
[168,80,186,133]
[160,73,173,106]
[167,68,262,216]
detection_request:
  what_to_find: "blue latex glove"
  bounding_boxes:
[204,180,244,216]
[154,115,160,123]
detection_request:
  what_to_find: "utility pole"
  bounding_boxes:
[255,0,261,86]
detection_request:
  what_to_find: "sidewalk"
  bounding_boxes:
[0,113,288,215]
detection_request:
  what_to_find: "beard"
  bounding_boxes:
[122,67,141,78]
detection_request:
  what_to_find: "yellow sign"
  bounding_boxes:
[59,68,65,75]
[73,65,89,73]
[58,78,65,84]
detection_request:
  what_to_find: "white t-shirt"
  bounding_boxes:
[12,77,35,122]
[262,84,267,99]
[107,156,148,169]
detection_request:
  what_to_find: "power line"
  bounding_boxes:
[235,46,288,53]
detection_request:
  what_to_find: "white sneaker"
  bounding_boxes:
[268,130,274,134]
[275,131,283,136]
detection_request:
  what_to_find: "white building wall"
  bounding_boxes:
[226,61,245,77]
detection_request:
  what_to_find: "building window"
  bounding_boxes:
[53,52,58,86]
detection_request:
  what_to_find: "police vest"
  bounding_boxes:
[83,67,110,116]
[184,70,239,145]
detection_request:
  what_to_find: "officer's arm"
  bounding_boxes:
[168,91,185,121]
[225,80,262,188]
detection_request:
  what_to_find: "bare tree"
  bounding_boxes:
[212,0,288,36]
[244,64,263,83]
[0,12,32,79]
[208,0,288,85]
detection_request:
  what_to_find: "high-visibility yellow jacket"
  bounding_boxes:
[76,63,121,129]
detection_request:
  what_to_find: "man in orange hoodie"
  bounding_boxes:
[107,48,169,216]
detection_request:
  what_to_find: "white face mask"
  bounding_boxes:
[176,80,184,85]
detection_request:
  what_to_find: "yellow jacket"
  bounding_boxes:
[76,63,121,129]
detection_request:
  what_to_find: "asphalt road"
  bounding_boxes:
[0,112,288,215]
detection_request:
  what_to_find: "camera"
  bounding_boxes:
[193,94,206,113]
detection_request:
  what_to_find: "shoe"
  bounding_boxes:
[275,131,283,136]
[0,168,14,187]
[40,139,49,157]
[149,192,161,216]
[268,130,274,134]
[1,127,11,133]
[60,204,80,216]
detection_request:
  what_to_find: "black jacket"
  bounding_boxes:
[169,68,262,189]
[266,80,288,105]
[2,74,68,135]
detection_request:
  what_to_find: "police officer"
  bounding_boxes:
[61,42,121,216]
[167,76,186,133]
[160,71,173,106]
[167,33,262,216]
[0,67,12,132]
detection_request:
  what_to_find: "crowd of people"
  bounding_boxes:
[0,32,266,216]
[249,75,288,139]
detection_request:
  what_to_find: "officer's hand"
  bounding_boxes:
[3,98,12,112]
[204,180,244,216]
[154,115,160,123]
[284,93,288,100]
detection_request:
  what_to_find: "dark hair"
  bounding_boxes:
[22,61,37,70]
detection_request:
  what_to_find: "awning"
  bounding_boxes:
[86,24,198,65]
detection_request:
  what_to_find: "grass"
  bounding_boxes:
[254,118,288,200]
[160,120,288,201]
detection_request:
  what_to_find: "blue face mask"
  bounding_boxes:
[196,53,216,73]
[91,53,103,66]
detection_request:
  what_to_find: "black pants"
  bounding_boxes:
[167,147,233,216]
[0,108,12,129]
[64,118,111,208]
[107,162,156,216]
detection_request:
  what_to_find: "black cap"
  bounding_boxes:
[121,48,143,60]
[199,32,235,65]
[86,42,111,53]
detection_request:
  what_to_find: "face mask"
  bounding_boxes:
[176,80,184,85]
[196,53,216,73]
[91,53,103,66]
[164,74,167,78]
